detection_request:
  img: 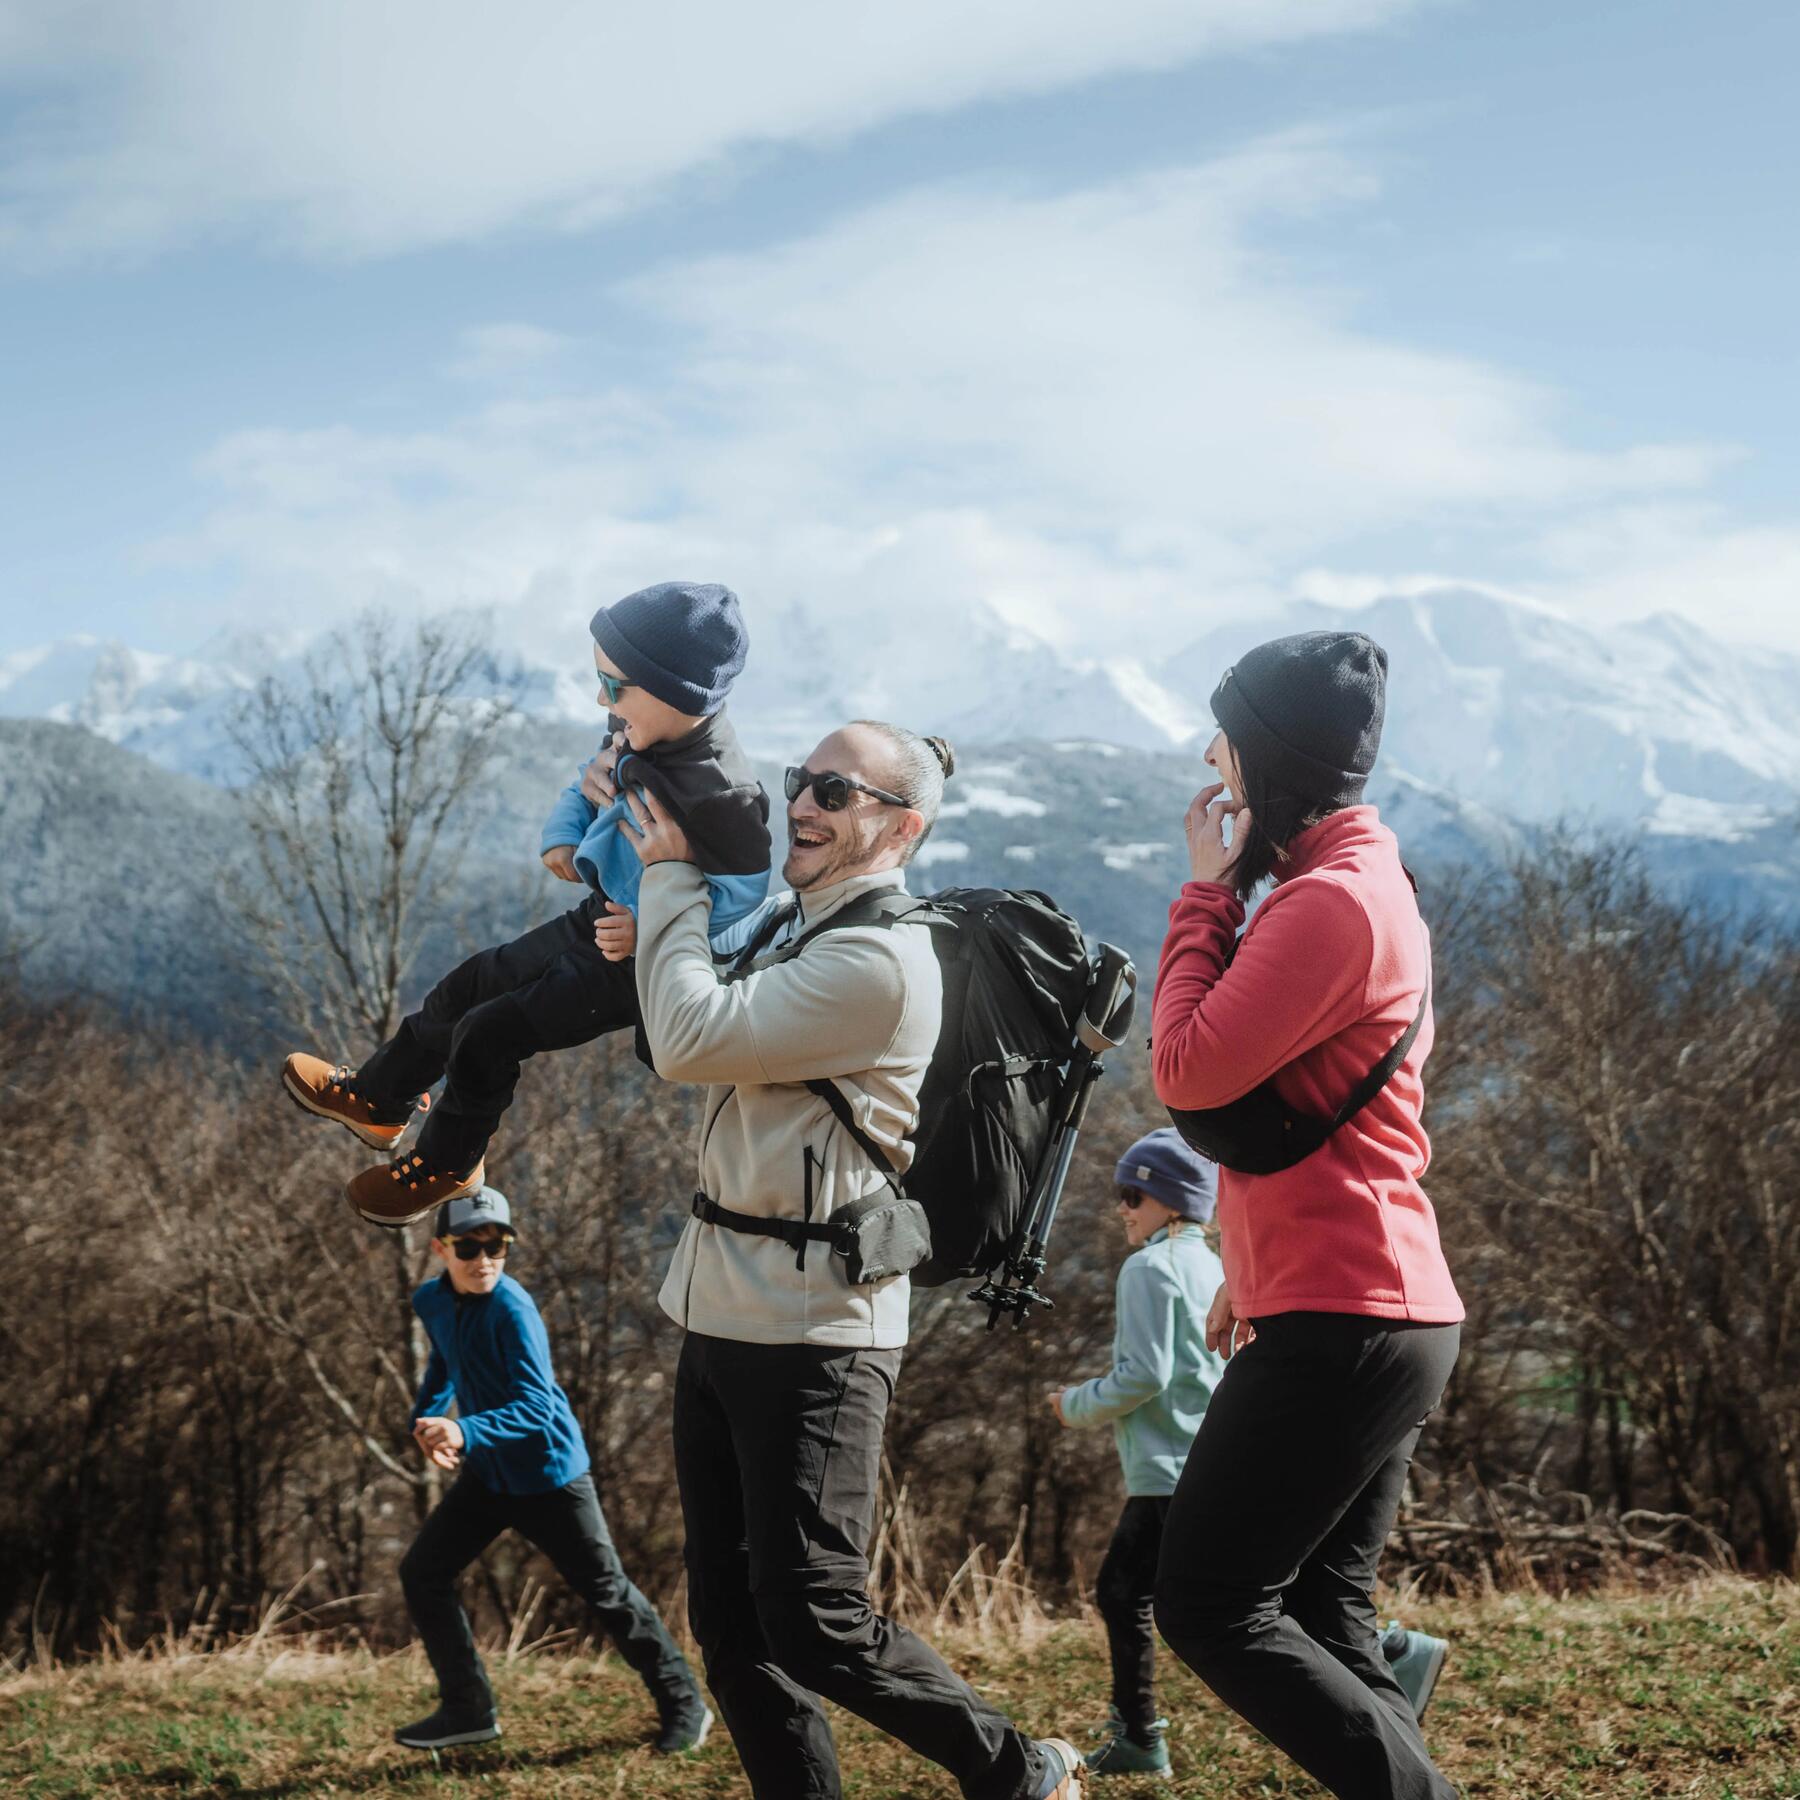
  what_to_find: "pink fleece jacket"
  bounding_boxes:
[1151,805,1463,1324]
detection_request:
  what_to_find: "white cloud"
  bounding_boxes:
[0,0,1439,263]
[448,323,571,385]
[146,133,1750,658]
[1532,503,1800,648]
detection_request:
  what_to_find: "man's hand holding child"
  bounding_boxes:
[414,1415,465,1473]
[620,784,696,867]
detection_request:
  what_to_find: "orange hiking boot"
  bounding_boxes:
[347,1154,485,1229]
[282,1054,428,1151]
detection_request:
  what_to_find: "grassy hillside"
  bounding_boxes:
[4,1582,1795,1798]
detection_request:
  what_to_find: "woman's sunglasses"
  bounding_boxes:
[450,1235,512,1262]
[596,670,637,706]
[1116,1186,1149,1210]
[784,766,908,812]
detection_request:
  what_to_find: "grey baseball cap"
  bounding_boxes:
[434,1186,517,1241]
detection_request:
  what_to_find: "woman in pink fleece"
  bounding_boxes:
[1149,631,1462,1800]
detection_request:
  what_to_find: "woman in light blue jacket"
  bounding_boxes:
[1052,1128,1225,1777]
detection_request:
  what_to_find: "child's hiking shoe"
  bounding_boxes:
[1384,1620,1449,1721]
[348,1154,485,1228]
[393,1706,500,1749]
[1085,1710,1170,1776]
[1033,1737,1088,1797]
[653,1697,714,1756]
[283,1053,428,1151]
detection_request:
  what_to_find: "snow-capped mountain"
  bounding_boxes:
[5,587,1798,846]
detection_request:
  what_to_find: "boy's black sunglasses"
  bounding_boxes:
[784,766,908,811]
[451,1234,512,1262]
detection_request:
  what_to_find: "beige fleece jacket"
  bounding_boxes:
[635,861,943,1348]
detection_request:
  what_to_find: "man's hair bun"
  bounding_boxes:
[924,736,956,778]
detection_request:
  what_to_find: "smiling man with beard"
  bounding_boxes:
[618,719,1086,1800]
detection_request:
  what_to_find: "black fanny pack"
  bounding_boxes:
[1166,930,1431,1176]
[690,1190,932,1285]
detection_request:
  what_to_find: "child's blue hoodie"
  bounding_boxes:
[540,709,770,942]
[410,1272,589,1496]
[1061,1224,1227,1496]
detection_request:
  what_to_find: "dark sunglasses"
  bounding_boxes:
[450,1234,512,1262]
[784,766,908,812]
[1116,1186,1149,1210]
[596,669,637,706]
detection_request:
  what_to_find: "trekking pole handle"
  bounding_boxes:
[1078,944,1137,1053]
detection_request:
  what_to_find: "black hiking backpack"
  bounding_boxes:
[737,886,1103,1287]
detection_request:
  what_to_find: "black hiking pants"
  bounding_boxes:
[672,1332,1052,1800]
[400,1468,696,1722]
[1095,1495,1172,1739]
[357,892,648,1173]
[1153,1312,1460,1800]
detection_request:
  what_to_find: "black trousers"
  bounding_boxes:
[1153,1312,1461,1800]
[358,893,648,1172]
[672,1332,1050,1800]
[399,1468,695,1719]
[1095,1495,1171,1737]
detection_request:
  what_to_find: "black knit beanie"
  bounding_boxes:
[589,581,747,716]
[1209,631,1388,808]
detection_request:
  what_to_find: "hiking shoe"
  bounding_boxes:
[282,1053,427,1151]
[653,1698,714,1756]
[1385,1622,1449,1722]
[393,1706,500,1749]
[1086,1709,1171,1776]
[1033,1737,1088,1798]
[347,1154,485,1228]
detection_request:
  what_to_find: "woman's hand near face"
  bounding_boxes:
[1184,783,1250,887]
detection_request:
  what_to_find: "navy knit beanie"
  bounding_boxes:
[589,581,747,717]
[1210,631,1387,808]
[1115,1128,1217,1223]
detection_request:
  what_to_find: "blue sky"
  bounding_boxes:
[1,0,1795,662]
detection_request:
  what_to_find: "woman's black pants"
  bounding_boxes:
[1153,1311,1460,1800]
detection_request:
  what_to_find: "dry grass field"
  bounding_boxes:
[4,1580,1796,1798]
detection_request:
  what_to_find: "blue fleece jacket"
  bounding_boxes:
[1060,1225,1227,1496]
[410,1272,590,1497]
[539,711,771,942]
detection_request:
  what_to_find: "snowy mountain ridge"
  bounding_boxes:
[3,587,1797,843]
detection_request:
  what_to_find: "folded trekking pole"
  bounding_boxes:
[971,943,1137,1330]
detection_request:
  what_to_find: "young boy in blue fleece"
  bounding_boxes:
[395,1185,711,1754]
[282,581,771,1226]
[1051,1128,1226,1778]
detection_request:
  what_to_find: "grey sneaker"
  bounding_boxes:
[1033,1736,1088,1797]
[654,1698,714,1756]
[1086,1708,1171,1776]
[1385,1621,1449,1721]
[393,1705,501,1750]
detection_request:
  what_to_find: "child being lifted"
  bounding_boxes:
[283,581,772,1223]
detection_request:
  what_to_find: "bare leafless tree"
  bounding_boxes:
[224,611,516,1049]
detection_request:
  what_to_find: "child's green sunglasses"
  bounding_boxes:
[597,669,637,705]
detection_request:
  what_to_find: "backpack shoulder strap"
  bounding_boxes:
[782,889,926,1188]
[1328,924,1433,1130]
[805,1076,903,1188]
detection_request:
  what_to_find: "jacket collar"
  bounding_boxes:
[795,866,908,928]
[1275,804,1389,884]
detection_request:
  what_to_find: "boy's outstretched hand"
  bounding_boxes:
[414,1416,464,1473]
[594,901,637,961]
[542,846,581,882]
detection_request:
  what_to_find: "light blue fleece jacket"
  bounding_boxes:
[1061,1224,1227,1496]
